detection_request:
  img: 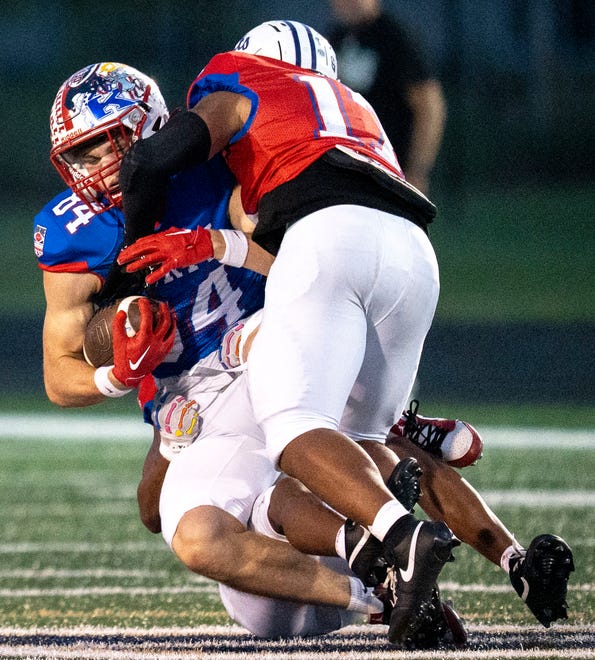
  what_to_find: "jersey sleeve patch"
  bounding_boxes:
[33,225,47,257]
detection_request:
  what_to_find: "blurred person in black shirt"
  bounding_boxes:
[328,0,446,194]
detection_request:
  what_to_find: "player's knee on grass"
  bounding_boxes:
[172,505,245,581]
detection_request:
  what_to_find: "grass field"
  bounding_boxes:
[0,412,593,659]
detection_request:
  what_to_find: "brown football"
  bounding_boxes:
[83,296,162,367]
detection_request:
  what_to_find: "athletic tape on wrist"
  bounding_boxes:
[219,229,249,268]
[94,366,133,398]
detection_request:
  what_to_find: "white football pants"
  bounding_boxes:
[248,205,440,465]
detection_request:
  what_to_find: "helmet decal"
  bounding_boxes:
[49,62,169,212]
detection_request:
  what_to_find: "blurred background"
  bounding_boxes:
[1,0,593,413]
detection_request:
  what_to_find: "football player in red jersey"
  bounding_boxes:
[115,20,453,643]
[117,21,574,642]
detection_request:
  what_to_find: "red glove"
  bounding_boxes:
[111,298,176,387]
[117,227,214,285]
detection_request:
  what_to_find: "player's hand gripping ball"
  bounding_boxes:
[83,296,166,368]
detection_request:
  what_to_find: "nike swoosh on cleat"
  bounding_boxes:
[520,576,530,601]
[399,522,423,582]
[129,346,151,371]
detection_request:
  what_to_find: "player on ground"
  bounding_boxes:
[39,62,460,645]
[40,60,369,621]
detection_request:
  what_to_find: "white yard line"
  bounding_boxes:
[0,625,593,660]
[1,414,593,447]
[0,541,167,554]
[0,582,591,598]
[0,585,219,597]
[0,647,593,660]
[0,568,170,579]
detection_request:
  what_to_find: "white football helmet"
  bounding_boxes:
[49,62,169,210]
[234,20,338,80]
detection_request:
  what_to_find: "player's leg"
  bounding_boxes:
[156,375,378,614]
[387,437,514,565]
[218,565,365,639]
[171,503,373,609]
[248,207,411,525]
[231,471,466,646]
[215,483,376,638]
[387,436,574,627]
[248,206,457,644]
[217,468,420,639]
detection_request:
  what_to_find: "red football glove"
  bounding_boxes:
[111,298,176,387]
[117,227,214,285]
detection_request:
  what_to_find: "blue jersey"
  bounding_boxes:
[34,156,265,378]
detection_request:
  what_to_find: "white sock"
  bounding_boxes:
[368,499,409,541]
[347,576,383,614]
[335,525,347,560]
[500,538,526,573]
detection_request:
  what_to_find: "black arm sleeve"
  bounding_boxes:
[119,110,212,243]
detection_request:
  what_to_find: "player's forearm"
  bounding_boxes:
[43,355,112,408]
[210,230,273,275]
[137,437,168,533]
[119,111,212,243]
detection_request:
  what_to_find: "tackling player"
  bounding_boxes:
[114,20,572,643]
[114,20,456,643]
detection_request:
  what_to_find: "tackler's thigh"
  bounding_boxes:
[341,214,439,441]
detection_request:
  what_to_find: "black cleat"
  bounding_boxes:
[386,456,422,513]
[509,534,575,627]
[374,583,467,648]
[344,457,423,586]
[344,521,386,587]
[383,514,460,644]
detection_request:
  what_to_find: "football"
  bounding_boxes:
[83,296,162,367]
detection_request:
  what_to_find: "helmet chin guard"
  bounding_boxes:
[234,20,338,80]
[49,62,169,211]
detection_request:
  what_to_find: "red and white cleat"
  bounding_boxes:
[388,400,483,468]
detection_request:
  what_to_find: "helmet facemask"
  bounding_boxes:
[51,119,135,212]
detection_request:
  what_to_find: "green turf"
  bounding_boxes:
[0,435,593,630]
[429,184,595,322]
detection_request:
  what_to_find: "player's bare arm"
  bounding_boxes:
[190,91,251,158]
[42,270,105,407]
[227,184,274,275]
[404,80,446,194]
[137,429,168,533]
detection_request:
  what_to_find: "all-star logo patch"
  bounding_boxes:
[34,225,47,257]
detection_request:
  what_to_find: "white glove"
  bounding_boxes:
[152,393,202,461]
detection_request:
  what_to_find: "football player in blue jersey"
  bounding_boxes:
[36,60,573,643]
[36,61,395,639]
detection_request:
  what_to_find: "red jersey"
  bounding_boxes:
[187,52,404,217]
